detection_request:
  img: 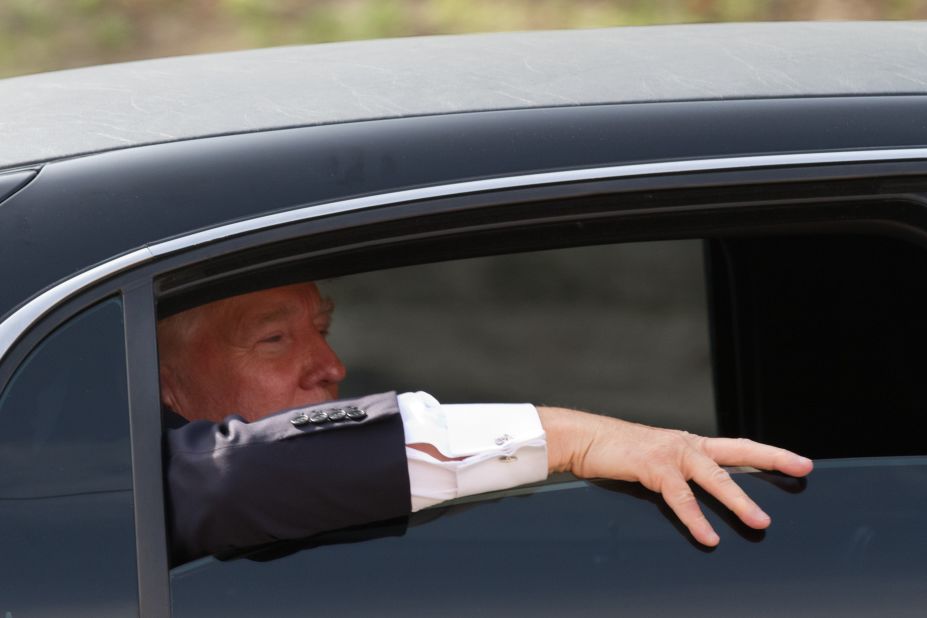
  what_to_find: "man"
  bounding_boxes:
[159,281,813,563]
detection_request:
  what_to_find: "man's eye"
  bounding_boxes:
[259,334,284,344]
[315,321,332,337]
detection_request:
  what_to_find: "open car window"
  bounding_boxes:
[322,240,715,435]
[164,226,927,615]
[165,238,713,609]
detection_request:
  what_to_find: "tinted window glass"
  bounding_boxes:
[0,298,138,615]
[325,240,714,434]
[0,298,132,496]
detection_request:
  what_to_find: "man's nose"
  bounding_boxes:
[298,334,346,390]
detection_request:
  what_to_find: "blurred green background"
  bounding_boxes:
[2,0,926,78]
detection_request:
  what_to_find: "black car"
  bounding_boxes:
[2,22,927,616]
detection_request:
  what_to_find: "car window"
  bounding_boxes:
[0,298,138,615]
[165,229,927,613]
[167,239,715,611]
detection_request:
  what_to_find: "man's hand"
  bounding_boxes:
[537,406,814,546]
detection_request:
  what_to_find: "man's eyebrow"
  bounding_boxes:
[318,296,335,316]
[247,304,299,328]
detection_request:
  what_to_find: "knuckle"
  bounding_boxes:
[648,441,682,463]
[679,446,705,472]
[652,432,708,472]
[672,433,695,451]
[669,487,698,508]
[709,466,732,484]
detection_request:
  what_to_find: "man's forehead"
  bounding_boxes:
[222,283,321,315]
[157,283,330,341]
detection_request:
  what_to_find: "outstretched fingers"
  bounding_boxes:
[657,471,721,546]
[542,409,814,547]
[654,442,784,546]
[687,451,771,530]
[700,437,814,477]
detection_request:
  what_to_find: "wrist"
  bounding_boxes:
[537,406,588,475]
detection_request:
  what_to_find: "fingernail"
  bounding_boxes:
[706,530,720,545]
[794,456,813,467]
[754,508,771,524]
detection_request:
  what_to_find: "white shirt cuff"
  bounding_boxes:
[398,391,548,511]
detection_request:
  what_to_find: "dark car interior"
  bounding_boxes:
[709,234,927,458]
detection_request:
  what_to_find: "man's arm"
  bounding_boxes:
[164,392,410,565]
[538,406,814,546]
[401,393,812,546]
[165,394,812,564]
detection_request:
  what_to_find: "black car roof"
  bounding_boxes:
[2,21,927,169]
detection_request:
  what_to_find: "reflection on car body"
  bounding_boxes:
[1,21,927,616]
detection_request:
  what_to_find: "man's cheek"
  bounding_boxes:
[242,373,301,416]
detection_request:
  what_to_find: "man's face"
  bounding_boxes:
[157,282,346,423]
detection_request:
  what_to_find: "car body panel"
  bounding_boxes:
[2,22,927,169]
[0,169,36,204]
[170,459,927,617]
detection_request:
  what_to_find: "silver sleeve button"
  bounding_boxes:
[290,413,310,427]
[308,410,330,424]
[345,406,367,421]
[326,408,348,422]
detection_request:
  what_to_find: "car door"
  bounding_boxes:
[3,96,927,616]
[142,153,927,615]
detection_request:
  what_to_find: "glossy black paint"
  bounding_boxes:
[0,169,36,205]
[2,96,927,320]
[170,459,927,617]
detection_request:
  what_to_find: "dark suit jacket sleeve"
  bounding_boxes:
[164,391,411,565]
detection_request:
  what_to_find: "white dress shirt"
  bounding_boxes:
[397,391,549,510]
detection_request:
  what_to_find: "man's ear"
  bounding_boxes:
[159,364,183,414]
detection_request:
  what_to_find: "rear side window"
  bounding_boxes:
[0,298,138,615]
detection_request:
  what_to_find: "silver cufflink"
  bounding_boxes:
[494,433,513,446]
[499,455,518,463]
